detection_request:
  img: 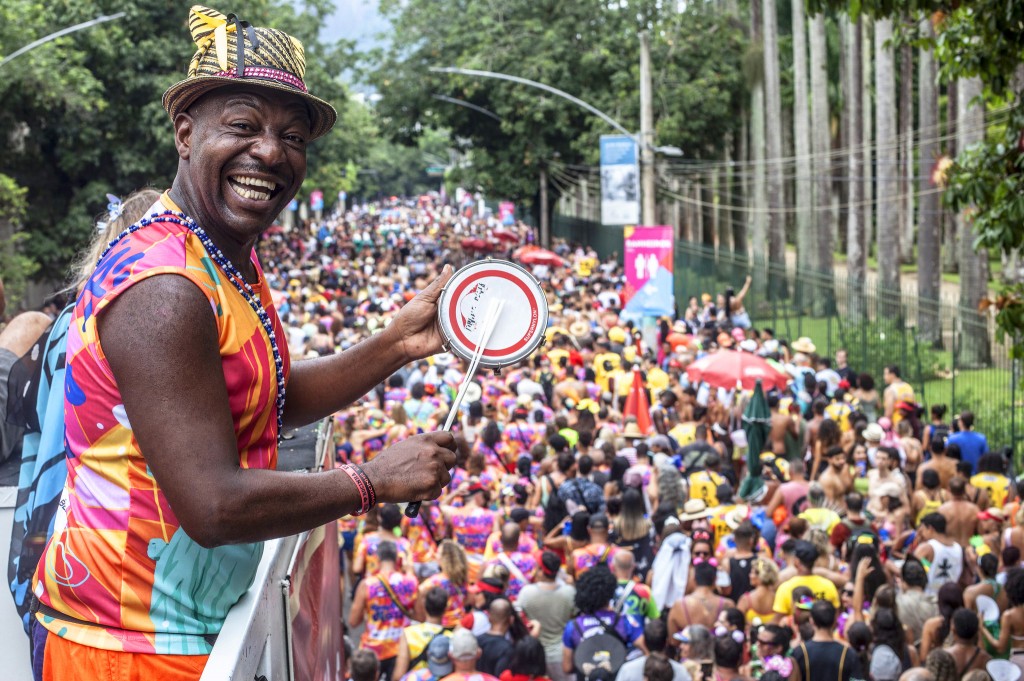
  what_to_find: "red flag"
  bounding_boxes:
[622,368,652,434]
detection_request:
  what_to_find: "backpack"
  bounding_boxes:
[572,614,627,679]
[543,474,568,534]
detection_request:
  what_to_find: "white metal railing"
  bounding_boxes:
[200,418,335,681]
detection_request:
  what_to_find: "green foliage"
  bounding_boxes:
[365,0,748,215]
[813,0,1024,357]
[0,173,37,309]
[0,0,366,286]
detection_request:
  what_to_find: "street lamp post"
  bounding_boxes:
[429,63,682,236]
[1,13,127,69]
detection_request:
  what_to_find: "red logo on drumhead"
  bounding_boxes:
[448,270,540,358]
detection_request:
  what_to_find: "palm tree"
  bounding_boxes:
[844,14,866,321]
[875,18,900,317]
[792,0,813,309]
[916,16,941,345]
[810,11,833,315]
[900,38,915,265]
[762,0,786,297]
[957,76,991,367]
[862,17,874,275]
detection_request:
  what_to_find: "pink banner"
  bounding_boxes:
[622,225,675,319]
[289,523,342,681]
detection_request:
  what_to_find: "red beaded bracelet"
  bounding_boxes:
[340,463,376,515]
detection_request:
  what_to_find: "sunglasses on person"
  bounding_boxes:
[757,638,778,647]
[693,550,711,557]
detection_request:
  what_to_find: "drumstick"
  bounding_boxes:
[405,299,505,519]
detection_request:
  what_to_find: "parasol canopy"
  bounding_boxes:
[516,247,566,268]
[685,350,790,392]
[492,228,521,243]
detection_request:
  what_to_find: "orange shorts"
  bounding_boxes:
[43,632,210,681]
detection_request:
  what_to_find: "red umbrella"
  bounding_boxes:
[517,247,566,268]
[685,350,791,391]
[492,228,520,244]
[264,224,286,235]
[512,245,539,259]
[460,237,493,252]
[623,368,652,433]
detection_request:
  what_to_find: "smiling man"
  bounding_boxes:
[30,6,455,680]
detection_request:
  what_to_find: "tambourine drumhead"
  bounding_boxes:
[437,260,548,370]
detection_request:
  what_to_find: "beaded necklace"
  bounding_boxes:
[97,209,286,435]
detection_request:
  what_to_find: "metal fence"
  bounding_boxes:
[551,214,1023,458]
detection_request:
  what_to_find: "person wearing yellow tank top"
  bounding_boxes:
[394,586,454,681]
[883,365,915,424]
[971,453,1012,509]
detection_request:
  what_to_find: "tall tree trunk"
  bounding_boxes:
[875,18,901,317]
[763,0,787,297]
[701,180,715,248]
[717,162,732,253]
[792,0,813,310]
[942,81,959,274]
[810,12,834,315]
[734,120,749,258]
[917,17,941,345]
[750,0,768,300]
[957,76,992,367]
[845,15,867,321]
[862,18,874,272]
[899,40,915,263]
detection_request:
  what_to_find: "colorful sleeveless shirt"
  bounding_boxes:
[361,570,418,659]
[33,198,289,655]
[419,572,466,628]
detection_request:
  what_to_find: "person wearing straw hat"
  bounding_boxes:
[31,6,457,678]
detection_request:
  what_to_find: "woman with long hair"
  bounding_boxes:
[416,540,468,628]
[871,606,919,674]
[854,373,880,422]
[499,637,551,681]
[613,487,655,581]
[920,582,966,660]
[604,455,631,499]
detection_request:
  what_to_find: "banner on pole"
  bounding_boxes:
[600,135,640,225]
[622,225,675,320]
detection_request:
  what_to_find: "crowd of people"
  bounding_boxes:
[251,198,1018,681]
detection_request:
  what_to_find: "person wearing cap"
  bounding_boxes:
[397,635,455,681]
[518,552,577,681]
[772,540,840,618]
[394,587,455,681]
[31,6,459,678]
[569,513,620,579]
[439,628,501,681]
[350,540,420,681]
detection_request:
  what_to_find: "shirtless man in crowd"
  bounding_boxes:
[916,438,958,490]
[818,446,853,508]
[768,394,799,456]
[938,476,981,548]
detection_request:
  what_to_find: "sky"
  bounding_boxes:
[318,0,389,51]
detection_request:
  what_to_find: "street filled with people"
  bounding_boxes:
[260,197,1018,681]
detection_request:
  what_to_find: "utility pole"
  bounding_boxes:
[639,31,656,227]
[539,166,550,247]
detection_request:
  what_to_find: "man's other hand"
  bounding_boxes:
[385,265,453,362]
[363,431,457,503]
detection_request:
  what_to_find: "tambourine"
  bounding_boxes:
[437,259,548,373]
